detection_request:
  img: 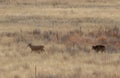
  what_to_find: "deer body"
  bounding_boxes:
[92,45,105,53]
[28,44,45,53]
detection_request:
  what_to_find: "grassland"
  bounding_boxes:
[0,0,120,78]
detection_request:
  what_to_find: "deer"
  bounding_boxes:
[92,45,106,53]
[27,43,45,53]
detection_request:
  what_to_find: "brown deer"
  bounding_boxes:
[92,45,106,53]
[28,43,45,53]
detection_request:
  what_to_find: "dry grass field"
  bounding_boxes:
[0,0,120,78]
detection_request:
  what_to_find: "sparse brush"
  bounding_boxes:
[32,29,41,36]
[1,1,120,78]
[1,32,17,37]
[95,35,108,44]
[105,26,120,38]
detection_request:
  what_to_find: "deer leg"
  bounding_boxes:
[42,49,45,51]
[101,50,104,53]
[96,50,99,53]
[39,51,41,53]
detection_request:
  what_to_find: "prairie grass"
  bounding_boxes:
[0,0,120,78]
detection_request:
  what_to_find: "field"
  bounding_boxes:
[0,0,120,78]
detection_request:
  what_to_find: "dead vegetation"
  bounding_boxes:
[0,26,120,54]
[0,0,120,78]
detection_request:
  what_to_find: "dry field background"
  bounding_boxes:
[0,0,120,78]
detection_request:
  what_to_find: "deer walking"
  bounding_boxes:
[28,43,45,53]
[92,45,106,53]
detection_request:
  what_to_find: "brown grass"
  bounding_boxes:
[0,0,120,78]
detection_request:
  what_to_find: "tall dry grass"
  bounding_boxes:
[0,0,120,78]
